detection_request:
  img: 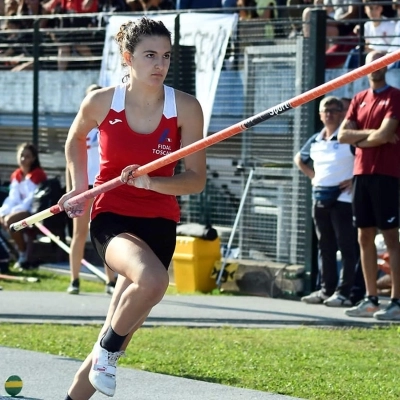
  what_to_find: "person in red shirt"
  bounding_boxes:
[338,50,400,321]
[0,142,47,269]
[58,17,206,400]
[42,0,98,70]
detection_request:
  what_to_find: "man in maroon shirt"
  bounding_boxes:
[338,50,400,321]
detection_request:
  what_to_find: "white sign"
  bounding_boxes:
[99,13,238,136]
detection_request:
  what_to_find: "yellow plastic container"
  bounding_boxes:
[172,236,221,293]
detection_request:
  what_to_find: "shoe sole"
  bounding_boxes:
[89,373,115,397]
[374,314,400,321]
[345,312,375,317]
[324,302,352,307]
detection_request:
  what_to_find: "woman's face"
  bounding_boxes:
[125,35,171,87]
[17,147,35,171]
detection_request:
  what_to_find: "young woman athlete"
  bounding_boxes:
[58,17,206,399]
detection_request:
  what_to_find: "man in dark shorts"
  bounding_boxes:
[338,50,400,321]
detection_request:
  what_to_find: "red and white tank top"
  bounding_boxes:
[91,84,181,222]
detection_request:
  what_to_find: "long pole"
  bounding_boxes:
[10,49,400,232]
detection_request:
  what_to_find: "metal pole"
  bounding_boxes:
[303,10,326,294]
[173,14,180,90]
[32,19,40,148]
[216,168,254,288]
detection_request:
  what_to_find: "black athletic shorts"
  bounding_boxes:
[90,212,177,270]
[352,175,399,230]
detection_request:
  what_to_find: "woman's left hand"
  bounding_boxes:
[121,165,151,190]
[58,189,89,218]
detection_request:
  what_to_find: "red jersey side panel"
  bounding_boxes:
[92,85,181,222]
[346,86,400,178]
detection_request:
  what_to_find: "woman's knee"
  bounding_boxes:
[136,268,169,303]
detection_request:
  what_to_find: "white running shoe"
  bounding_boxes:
[301,290,329,304]
[324,293,352,307]
[344,298,380,318]
[374,300,400,321]
[89,340,124,397]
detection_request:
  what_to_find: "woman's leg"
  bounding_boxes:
[88,233,169,395]
[68,201,91,285]
[68,196,116,294]
[66,274,151,400]
[105,233,169,333]
[4,211,30,254]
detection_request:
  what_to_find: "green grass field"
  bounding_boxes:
[0,324,399,400]
[1,269,399,399]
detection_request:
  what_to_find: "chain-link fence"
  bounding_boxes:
[1,5,399,282]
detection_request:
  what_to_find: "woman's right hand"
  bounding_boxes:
[57,189,89,219]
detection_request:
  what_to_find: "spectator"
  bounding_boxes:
[288,0,312,38]
[143,0,175,11]
[143,0,175,10]
[302,0,365,68]
[99,0,130,14]
[338,50,400,321]
[42,0,98,70]
[256,0,277,39]
[176,0,221,9]
[125,0,145,10]
[0,143,47,270]
[294,96,358,307]
[237,0,258,19]
[354,0,396,53]
[302,0,342,42]
[222,0,237,12]
[66,84,117,296]
[386,0,400,54]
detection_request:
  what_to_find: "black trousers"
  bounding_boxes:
[312,201,358,297]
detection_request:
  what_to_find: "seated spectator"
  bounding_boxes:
[0,143,47,270]
[42,0,98,71]
[288,0,313,38]
[143,0,175,10]
[302,0,340,42]
[237,0,258,19]
[256,0,277,39]
[386,0,400,55]
[354,0,395,53]
[222,0,237,11]
[125,0,145,10]
[303,0,365,68]
[176,0,221,9]
[99,0,130,14]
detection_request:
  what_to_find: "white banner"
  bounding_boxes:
[99,13,238,136]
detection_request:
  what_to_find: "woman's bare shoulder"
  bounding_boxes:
[81,86,118,124]
[174,89,203,117]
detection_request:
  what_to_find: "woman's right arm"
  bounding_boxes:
[59,89,110,215]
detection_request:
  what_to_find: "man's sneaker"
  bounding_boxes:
[105,281,116,296]
[301,290,329,304]
[374,300,400,321]
[344,298,380,318]
[67,279,80,295]
[324,293,352,307]
[89,340,124,397]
